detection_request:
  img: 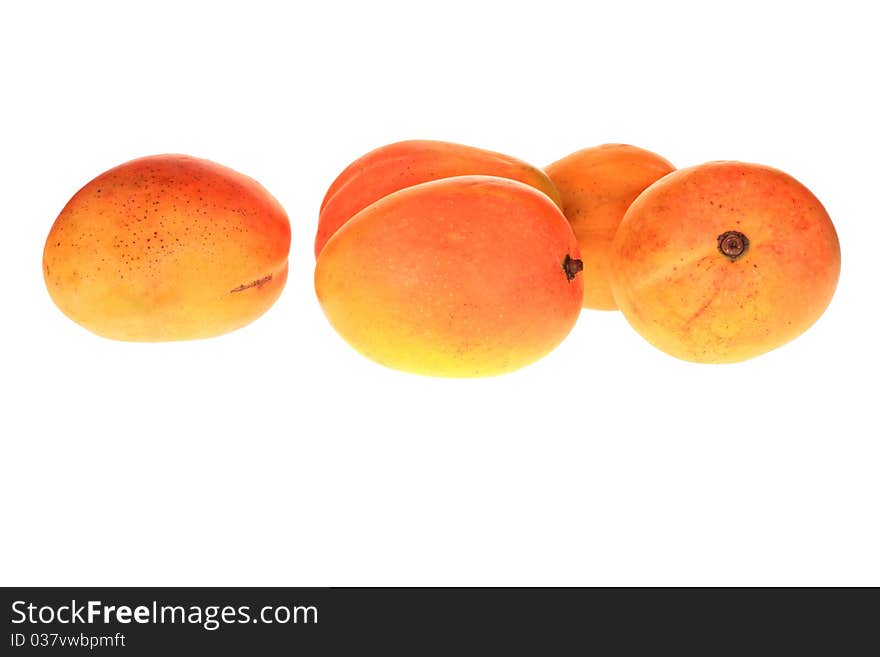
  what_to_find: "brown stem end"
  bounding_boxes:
[563,254,584,282]
[717,231,749,261]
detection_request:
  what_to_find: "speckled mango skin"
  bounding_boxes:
[315,140,563,257]
[609,161,840,363]
[545,144,674,310]
[43,155,291,341]
[315,176,583,377]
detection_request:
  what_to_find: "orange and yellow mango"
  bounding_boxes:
[609,161,840,363]
[545,144,674,310]
[43,154,291,341]
[315,175,583,377]
[315,140,562,256]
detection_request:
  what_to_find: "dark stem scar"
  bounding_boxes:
[563,254,584,282]
[717,231,749,261]
[230,274,272,293]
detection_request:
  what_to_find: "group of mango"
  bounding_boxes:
[44,141,840,376]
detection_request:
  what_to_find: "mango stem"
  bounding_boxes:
[717,231,749,261]
[563,254,584,281]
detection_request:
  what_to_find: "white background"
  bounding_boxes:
[1,0,878,586]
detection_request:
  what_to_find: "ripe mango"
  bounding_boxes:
[545,144,674,310]
[315,140,562,256]
[609,161,840,363]
[43,154,291,341]
[315,175,583,377]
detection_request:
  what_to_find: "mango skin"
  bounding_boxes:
[43,154,291,341]
[609,161,840,363]
[315,175,583,377]
[315,140,563,257]
[545,144,675,310]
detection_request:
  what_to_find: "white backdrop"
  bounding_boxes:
[1,0,877,585]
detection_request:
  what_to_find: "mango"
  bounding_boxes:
[545,144,674,310]
[315,175,584,377]
[43,154,291,341]
[609,161,840,363]
[315,140,562,256]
